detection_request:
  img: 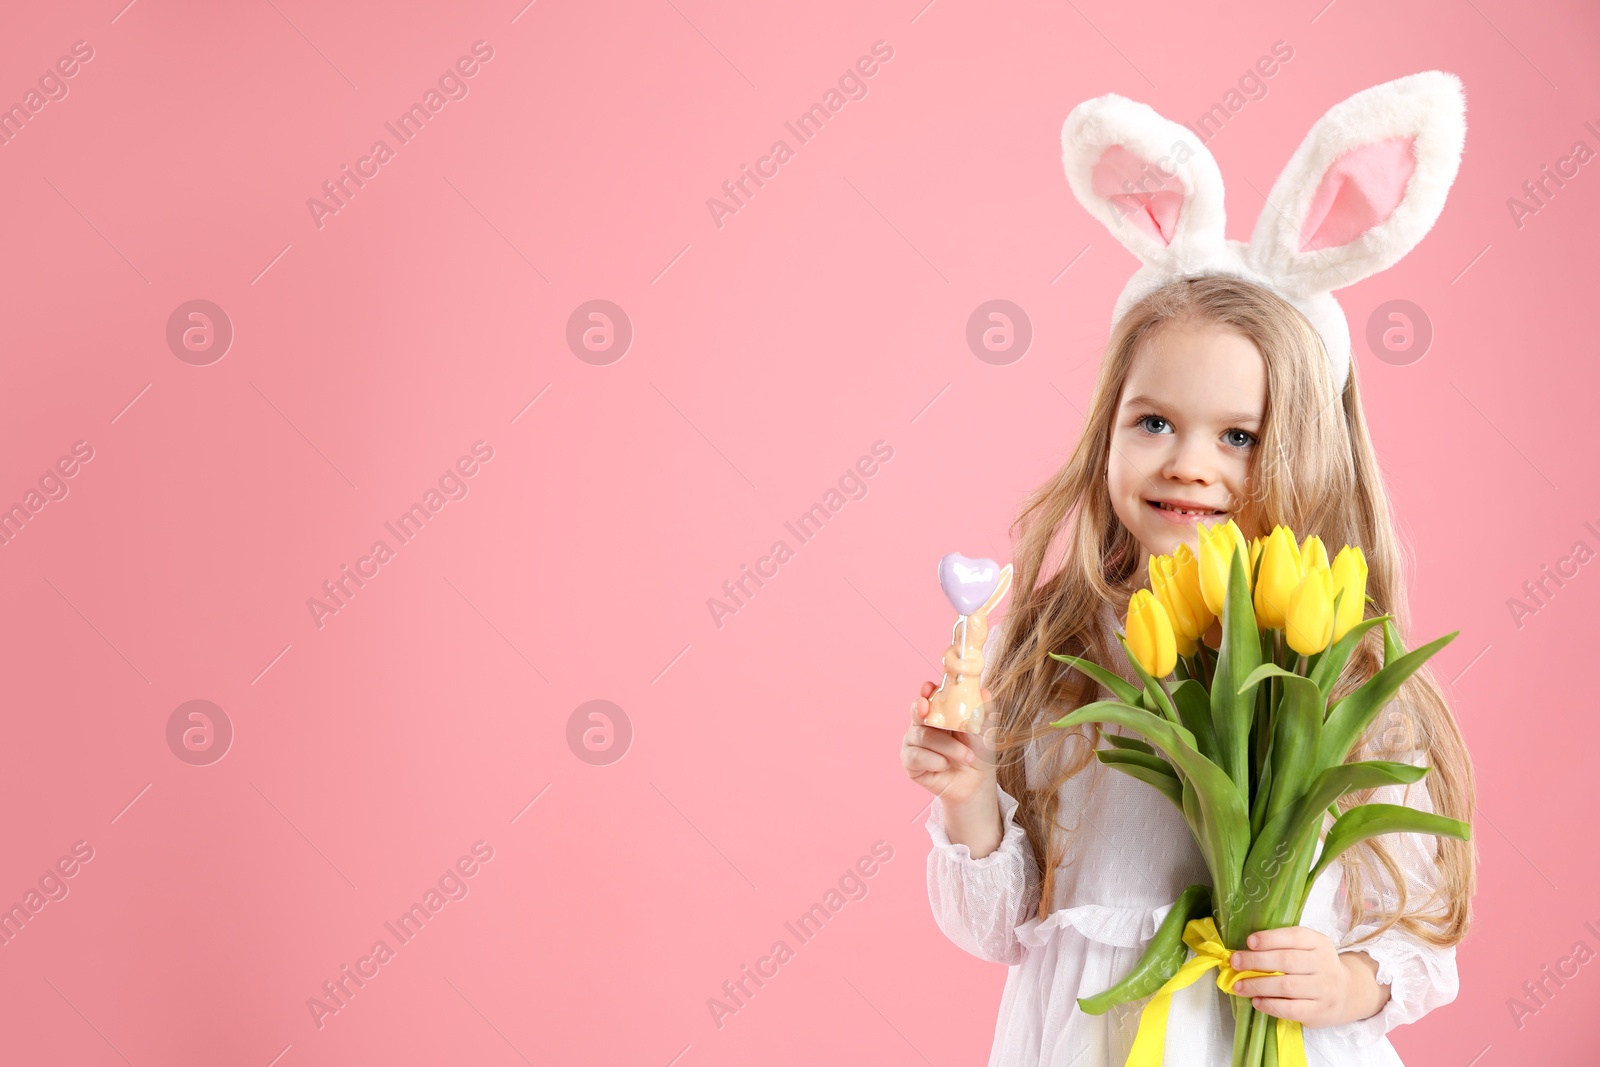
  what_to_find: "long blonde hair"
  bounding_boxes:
[989,274,1475,949]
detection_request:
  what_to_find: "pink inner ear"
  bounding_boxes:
[1092,144,1186,246]
[1298,137,1416,253]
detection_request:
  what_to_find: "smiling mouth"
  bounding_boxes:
[1147,500,1227,517]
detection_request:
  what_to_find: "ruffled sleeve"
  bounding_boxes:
[1313,745,1462,1050]
[926,779,1042,964]
[923,619,1043,965]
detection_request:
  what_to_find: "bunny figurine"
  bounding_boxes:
[924,555,1014,735]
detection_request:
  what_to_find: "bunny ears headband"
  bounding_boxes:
[1061,71,1467,393]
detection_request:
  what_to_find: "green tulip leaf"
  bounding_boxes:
[1309,615,1391,706]
[1095,749,1183,810]
[1234,759,1429,934]
[1264,673,1324,827]
[1095,747,1176,777]
[1210,545,1261,796]
[1050,651,1143,706]
[1113,630,1183,727]
[1319,632,1458,767]
[1103,733,1156,754]
[1054,700,1247,882]
[1052,701,1200,766]
[1247,759,1423,854]
[1170,678,1220,764]
[1249,753,1275,840]
[1236,661,1300,697]
[1306,802,1471,890]
[1182,775,1202,847]
[1381,616,1406,667]
[1078,884,1214,1014]
[1301,760,1429,821]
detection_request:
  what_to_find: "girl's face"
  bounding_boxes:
[1106,320,1267,563]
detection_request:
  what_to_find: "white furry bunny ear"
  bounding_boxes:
[1060,93,1228,274]
[1246,71,1467,300]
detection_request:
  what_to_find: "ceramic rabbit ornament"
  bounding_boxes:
[924,554,1014,735]
[1060,70,1467,393]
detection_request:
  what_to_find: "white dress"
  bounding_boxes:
[924,609,1460,1066]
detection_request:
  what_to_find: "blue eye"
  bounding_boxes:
[1136,415,1255,448]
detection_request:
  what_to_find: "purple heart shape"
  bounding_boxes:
[938,553,1001,616]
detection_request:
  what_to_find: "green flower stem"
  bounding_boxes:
[1262,1010,1281,1067]
[1230,998,1250,1067]
[1248,1003,1271,1065]
[1232,997,1270,1067]
[1198,641,1215,689]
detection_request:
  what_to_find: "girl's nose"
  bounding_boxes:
[1162,438,1216,483]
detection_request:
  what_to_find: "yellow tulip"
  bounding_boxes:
[1249,536,1264,580]
[1197,519,1250,616]
[1125,588,1177,677]
[1300,534,1329,575]
[1155,542,1214,645]
[1171,542,1216,635]
[1329,544,1369,642]
[1253,525,1304,630]
[1284,563,1336,655]
[1149,555,1198,657]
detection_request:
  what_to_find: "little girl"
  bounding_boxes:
[900,273,1476,1065]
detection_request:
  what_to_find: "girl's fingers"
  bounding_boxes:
[1247,997,1311,1023]
[908,686,940,725]
[903,747,951,774]
[911,727,975,765]
[906,712,986,767]
[1243,927,1319,951]
[1230,974,1304,999]
[905,684,992,773]
[1231,948,1312,974]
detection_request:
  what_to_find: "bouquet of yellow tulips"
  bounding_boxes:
[1049,520,1470,1067]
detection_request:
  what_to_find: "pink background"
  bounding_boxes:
[1,1,1596,1064]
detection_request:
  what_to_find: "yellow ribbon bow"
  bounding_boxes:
[1122,917,1306,1067]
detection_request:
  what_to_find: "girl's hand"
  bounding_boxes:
[901,680,998,810]
[1229,927,1392,1028]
